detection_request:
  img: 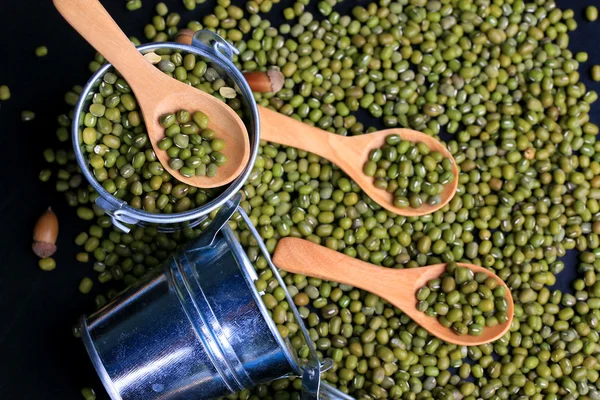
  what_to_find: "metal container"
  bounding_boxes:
[81,194,354,400]
[72,31,260,232]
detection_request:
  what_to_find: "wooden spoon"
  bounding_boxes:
[54,0,250,188]
[273,238,513,346]
[259,107,459,216]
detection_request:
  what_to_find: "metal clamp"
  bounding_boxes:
[237,207,332,400]
[192,30,239,61]
[95,195,209,234]
[191,194,241,250]
[95,196,137,233]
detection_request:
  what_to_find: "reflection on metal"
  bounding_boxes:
[81,195,353,400]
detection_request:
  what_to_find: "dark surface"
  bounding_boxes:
[0,0,596,399]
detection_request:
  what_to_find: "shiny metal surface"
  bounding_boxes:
[237,208,323,399]
[192,194,240,250]
[82,267,231,399]
[81,204,296,400]
[301,359,321,400]
[72,30,260,232]
[320,384,354,400]
[81,197,355,400]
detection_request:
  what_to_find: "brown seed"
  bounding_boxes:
[175,29,195,45]
[243,70,285,93]
[174,29,285,94]
[32,207,59,258]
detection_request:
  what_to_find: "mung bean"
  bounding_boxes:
[587,6,599,22]
[35,46,48,57]
[0,85,10,100]
[38,257,56,271]
[21,110,35,121]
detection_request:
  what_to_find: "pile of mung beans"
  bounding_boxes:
[363,135,455,209]
[39,0,600,399]
[159,108,228,178]
[416,262,509,337]
[78,60,242,213]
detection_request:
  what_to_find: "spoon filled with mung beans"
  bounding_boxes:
[259,107,459,216]
[274,238,513,346]
[54,0,250,188]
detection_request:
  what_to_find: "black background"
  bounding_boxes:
[0,0,595,398]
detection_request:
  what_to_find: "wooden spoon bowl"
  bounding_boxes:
[273,238,513,346]
[54,0,250,189]
[260,107,459,216]
[145,84,250,188]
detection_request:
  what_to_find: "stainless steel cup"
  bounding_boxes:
[72,31,260,232]
[81,194,354,400]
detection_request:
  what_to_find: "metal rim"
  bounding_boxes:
[233,208,337,399]
[72,40,260,226]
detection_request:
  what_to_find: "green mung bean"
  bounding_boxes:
[592,65,600,82]
[586,6,599,22]
[125,0,142,11]
[21,110,35,122]
[35,46,48,57]
[81,387,96,400]
[39,169,52,182]
[182,0,196,11]
[0,85,9,100]
[155,2,168,16]
[38,257,56,271]
[79,277,94,294]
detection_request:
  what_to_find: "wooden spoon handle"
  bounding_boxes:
[53,0,154,87]
[273,238,415,300]
[259,106,344,161]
